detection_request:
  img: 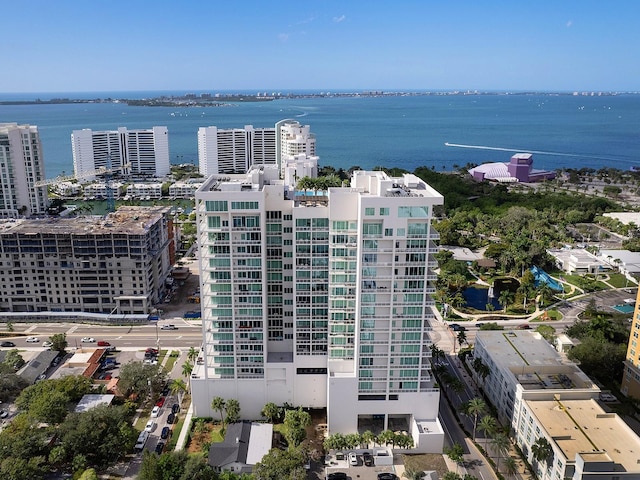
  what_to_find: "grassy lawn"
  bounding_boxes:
[607,273,632,288]
[402,454,448,477]
[163,350,178,373]
[166,416,186,451]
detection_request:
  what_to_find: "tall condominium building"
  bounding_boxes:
[192,166,444,451]
[276,119,316,177]
[0,123,48,217]
[197,126,277,176]
[622,288,640,397]
[198,120,315,177]
[71,126,170,181]
[0,206,174,315]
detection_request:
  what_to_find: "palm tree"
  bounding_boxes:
[261,402,280,423]
[531,437,553,468]
[225,398,241,425]
[499,290,514,311]
[181,360,193,379]
[491,433,510,472]
[361,430,375,449]
[457,330,467,347]
[465,398,486,440]
[170,378,187,404]
[503,456,518,479]
[445,443,465,473]
[211,396,226,428]
[403,468,426,480]
[478,415,498,450]
[187,346,198,363]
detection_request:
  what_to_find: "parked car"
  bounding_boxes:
[327,472,347,480]
[25,336,39,343]
[160,324,177,330]
[151,406,160,418]
[144,420,155,432]
[155,441,165,454]
[363,451,373,466]
[161,426,170,439]
[171,403,179,414]
[156,397,165,408]
[0,341,15,347]
[0,411,9,419]
[377,474,398,480]
[327,473,347,480]
[348,452,358,466]
[81,337,95,343]
[167,413,176,424]
[97,340,110,346]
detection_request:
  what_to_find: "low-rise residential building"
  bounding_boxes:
[473,331,599,424]
[515,397,640,480]
[82,182,124,199]
[547,248,610,274]
[207,422,273,474]
[169,180,205,198]
[126,183,163,199]
[474,331,640,480]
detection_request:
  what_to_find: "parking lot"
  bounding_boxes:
[324,451,399,480]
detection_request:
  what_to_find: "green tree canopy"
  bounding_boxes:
[58,404,137,470]
[253,448,306,480]
[283,408,311,450]
[117,361,166,399]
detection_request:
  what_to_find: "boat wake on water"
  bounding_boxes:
[444,142,626,163]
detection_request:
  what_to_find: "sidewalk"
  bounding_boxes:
[174,402,194,451]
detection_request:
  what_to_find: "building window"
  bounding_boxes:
[365,207,375,216]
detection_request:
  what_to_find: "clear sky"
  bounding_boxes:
[3,0,639,93]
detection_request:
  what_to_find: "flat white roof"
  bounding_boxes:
[246,423,273,465]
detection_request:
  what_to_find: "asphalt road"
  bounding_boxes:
[1,319,204,351]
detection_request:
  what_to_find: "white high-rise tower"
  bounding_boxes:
[0,123,48,217]
[191,167,444,452]
[71,126,170,180]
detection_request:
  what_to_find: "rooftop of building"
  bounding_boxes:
[198,166,444,204]
[477,331,595,390]
[527,397,640,470]
[0,206,170,235]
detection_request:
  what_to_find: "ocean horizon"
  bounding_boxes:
[1,91,639,179]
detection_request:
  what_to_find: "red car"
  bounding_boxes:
[97,341,110,346]
[156,397,165,408]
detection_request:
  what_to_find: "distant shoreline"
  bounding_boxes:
[0,90,632,106]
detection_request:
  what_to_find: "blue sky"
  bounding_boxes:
[3,0,639,93]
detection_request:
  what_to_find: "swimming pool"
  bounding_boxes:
[613,304,635,314]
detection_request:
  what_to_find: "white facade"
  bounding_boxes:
[83,182,124,198]
[197,125,276,176]
[169,180,205,198]
[126,183,163,199]
[514,398,640,480]
[276,119,316,177]
[473,331,599,424]
[473,331,640,480]
[192,167,444,450]
[71,126,170,181]
[0,123,48,217]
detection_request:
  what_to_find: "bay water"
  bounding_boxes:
[0,92,638,178]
